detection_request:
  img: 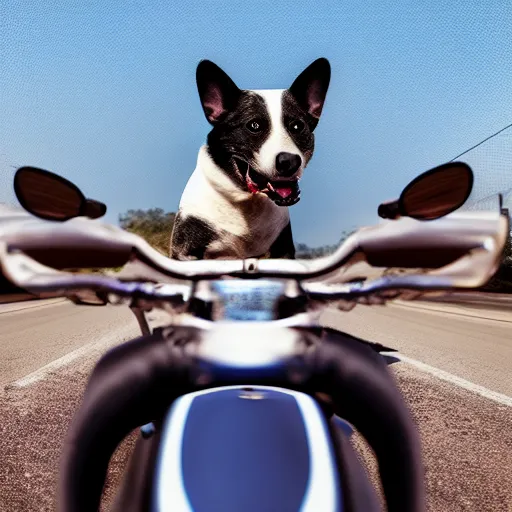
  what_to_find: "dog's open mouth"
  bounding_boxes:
[233,157,301,207]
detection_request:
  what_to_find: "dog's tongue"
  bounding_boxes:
[274,186,293,199]
[266,180,295,199]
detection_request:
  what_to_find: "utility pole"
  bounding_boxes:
[499,193,509,218]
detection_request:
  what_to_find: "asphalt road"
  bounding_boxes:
[323,301,512,396]
[0,299,511,511]
[0,300,140,388]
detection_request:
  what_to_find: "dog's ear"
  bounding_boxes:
[288,58,331,129]
[196,60,241,124]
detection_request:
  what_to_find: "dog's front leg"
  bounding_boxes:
[169,213,218,260]
[268,222,296,259]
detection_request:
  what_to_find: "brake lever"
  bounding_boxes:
[131,305,152,336]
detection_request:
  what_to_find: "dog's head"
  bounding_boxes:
[196,58,331,206]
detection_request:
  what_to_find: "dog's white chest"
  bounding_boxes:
[179,159,290,258]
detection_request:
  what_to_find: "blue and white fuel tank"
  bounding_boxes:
[150,385,343,512]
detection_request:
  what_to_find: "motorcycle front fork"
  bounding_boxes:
[130,306,152,336]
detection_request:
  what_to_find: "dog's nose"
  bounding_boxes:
[275,152,302,177]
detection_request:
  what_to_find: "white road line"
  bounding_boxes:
[0,298,67,315]
[389,301,512,324]
[10,323,138,389]
[395,353,512,408]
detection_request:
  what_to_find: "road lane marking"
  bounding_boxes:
[0,298,68,315]
[389,300,512,324]
[8,323,138,389]
[395,353,512,408]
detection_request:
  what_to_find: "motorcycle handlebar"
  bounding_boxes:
[1,211,507,286]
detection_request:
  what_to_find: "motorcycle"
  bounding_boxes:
[0,162,507,512]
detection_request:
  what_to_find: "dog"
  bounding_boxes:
[170,57,331,260]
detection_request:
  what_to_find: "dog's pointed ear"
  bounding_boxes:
[288,58,331,129]
[196,60,241,125]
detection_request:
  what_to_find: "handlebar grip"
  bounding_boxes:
[358,218,482,269]
[309,329,425,512]
[4,219,134,270]
[58,328,198,512]
[362,243,471,269]
[20,246,132,270]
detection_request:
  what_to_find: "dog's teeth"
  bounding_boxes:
[267,182,275,192]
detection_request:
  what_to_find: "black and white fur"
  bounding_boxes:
[170,58,331,260]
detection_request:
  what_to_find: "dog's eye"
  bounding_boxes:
[246,119,263,133]
[289,120,305,134]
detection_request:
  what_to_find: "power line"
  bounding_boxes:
[449,122,512,162]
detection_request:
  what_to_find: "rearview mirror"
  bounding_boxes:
[378,162,474,221]
[14,167,107,222]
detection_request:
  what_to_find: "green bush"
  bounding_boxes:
[119,208,175,255]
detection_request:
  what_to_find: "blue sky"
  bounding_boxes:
[1,0,511,246]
